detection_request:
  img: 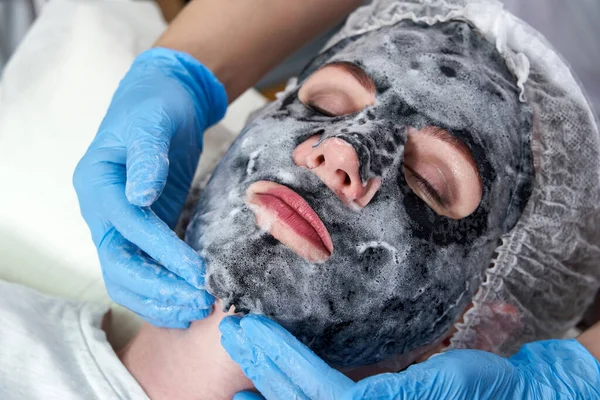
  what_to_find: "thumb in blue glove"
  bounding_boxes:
[220,315,355,400]
[220,314,600,400]
[74,48,227,328]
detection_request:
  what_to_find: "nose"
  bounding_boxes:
[293,135,381,208]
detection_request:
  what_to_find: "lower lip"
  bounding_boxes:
[246,182,333,263]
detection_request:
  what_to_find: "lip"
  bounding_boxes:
[245,181,334,263]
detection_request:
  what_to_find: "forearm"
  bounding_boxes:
[155,0,363,101]
[577,320,600,361]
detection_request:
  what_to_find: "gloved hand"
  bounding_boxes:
[220,314,600,400]
[73,48,227,328]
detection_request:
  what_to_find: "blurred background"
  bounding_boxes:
[0,0,341,100]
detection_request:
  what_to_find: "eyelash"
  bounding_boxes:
[306,102,336,117]
[405,166,448,209]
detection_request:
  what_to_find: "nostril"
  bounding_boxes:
[343,173,351,186]
[336,170,352,186]
[315,155,325,167]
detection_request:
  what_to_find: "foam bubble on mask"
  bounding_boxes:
[246,148,266,176]
[348,201,364,212]
[186,20,533,368]
[276,171,297,185]
[247,202,277,232]
[227,190,239,204]
[229,207,242,218]
[357,241,399,256]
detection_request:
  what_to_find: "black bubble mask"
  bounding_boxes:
[186,21,533,368]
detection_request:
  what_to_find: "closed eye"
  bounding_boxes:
[306,102,337,117]
[403,126,482,219]
[404,166,449,210]
[299,62,376,117]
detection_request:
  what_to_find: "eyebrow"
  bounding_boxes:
[421,127,480,175]
[326,61,377,94]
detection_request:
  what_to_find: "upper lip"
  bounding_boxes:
[245,181,334,263]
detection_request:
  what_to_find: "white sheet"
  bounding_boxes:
[0,0,266,347]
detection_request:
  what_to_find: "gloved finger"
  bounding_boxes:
[150,145,201,229]
[220,317,311,400]
[106,277,210,329]
[100,181,208,289]
[233,392,265,400]
[125,120,173,207]
[99,228,214,309]
[347,350,515,400]
[240,315,354,400]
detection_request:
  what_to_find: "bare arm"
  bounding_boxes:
[155,0,363,101]
[156,0,186,23]
[578,320,600,361]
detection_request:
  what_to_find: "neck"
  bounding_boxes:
[119,305,254,400]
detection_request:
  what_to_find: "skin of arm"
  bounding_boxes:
[156,0,186,23]
[154,0,364,101]
[578,320,600,361]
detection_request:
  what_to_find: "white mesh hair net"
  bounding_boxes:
[279,0,600,357]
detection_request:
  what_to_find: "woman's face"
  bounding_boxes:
[186,20,533,368]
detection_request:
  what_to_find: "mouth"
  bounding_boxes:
[245,181,334,263]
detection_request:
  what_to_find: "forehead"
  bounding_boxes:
[332,21,507,73]
[302,20,510,85]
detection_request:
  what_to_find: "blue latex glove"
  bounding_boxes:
[73,48,227,328]
[220,315,600,400]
